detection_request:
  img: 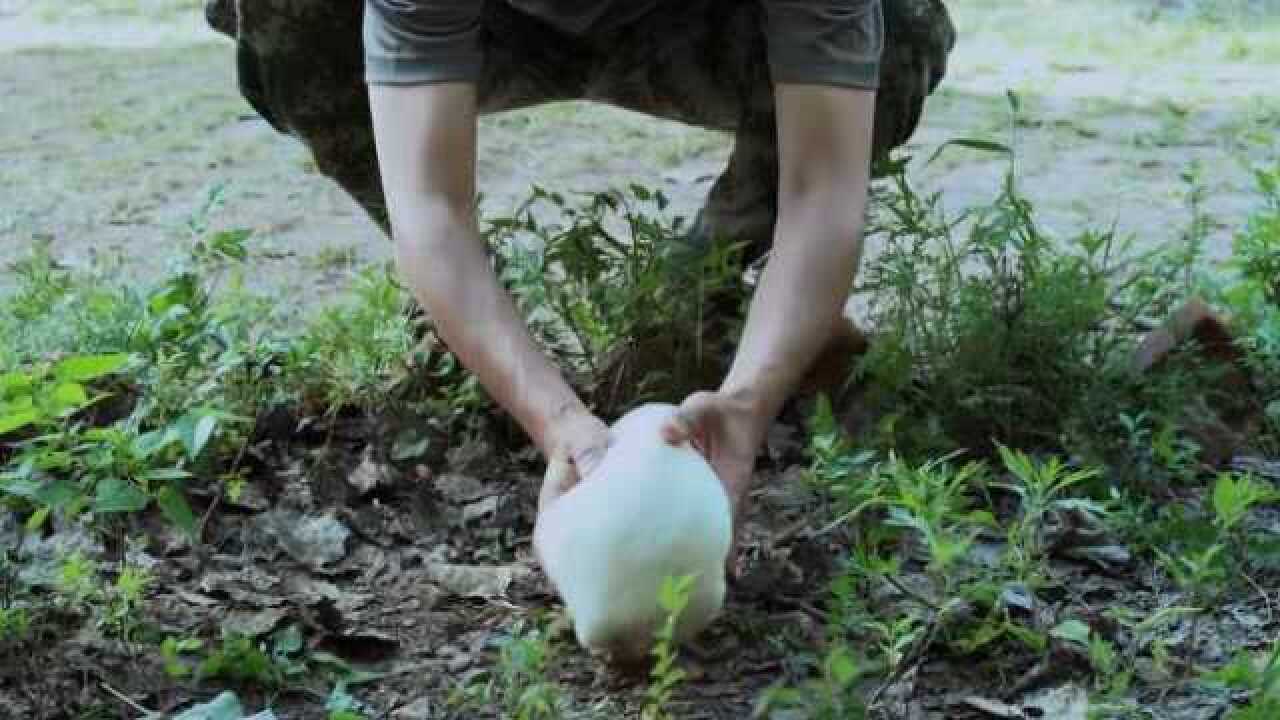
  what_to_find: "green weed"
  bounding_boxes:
[642,574,696,720]
[453,620,568,720]
[488,185,748,416]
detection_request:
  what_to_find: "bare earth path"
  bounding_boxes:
[2,0,1278,304]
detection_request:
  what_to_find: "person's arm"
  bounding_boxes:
[368,82,608,465]
[722,83,875,424]
[663,84,875,539]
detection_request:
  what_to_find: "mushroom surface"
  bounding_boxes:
[534,403,733,662]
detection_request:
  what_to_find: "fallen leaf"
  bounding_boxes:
[434,473,487,503]
[174,589,221,607]
[461,495,500,523]
[222,607,289,638]
[963,696,1024,718]
[255,510,351,570]
[426,563,527,599]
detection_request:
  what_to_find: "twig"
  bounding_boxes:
[100,682,156,718]
[881,573,942,612]
[196,416,256,546]
[1243,571,1275,625]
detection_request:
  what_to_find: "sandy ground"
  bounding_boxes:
[1,0,1278,304]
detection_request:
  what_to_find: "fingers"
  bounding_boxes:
[662,391,717,450]
[571,440,608,480]
[538,452,578,515]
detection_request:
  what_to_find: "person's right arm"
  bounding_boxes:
[368,81,608,471]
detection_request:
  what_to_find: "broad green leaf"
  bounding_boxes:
[210,228,253,260]
[0,371,33,397]
[826,647,860,686]
[33,478,81,508]
[0,408,40,435]
[93,477,150,514]
[53,353,129,382]
[272,624,304,657]
[142,467,193,482]
[135,428,179,458]
[172,409,220,460]
[1050,619,1092,646]
[49,382,89,411]
[157,485,198,538]
[24,506,50,531]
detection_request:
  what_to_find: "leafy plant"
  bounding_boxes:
[454,621,567,720]
[755,646,869,720]
[488,185,748,415]
[0,353,130,436]
[994,445,1103,582]
[101,561,151,641]
[642,574,696,720]
[197,632,287,687]
[854,100,1204,464]
[1205,641,1280,719]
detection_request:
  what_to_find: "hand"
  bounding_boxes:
[660,390,769,574]
[536,408,610,516]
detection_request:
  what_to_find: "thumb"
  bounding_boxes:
[538,452,578,515]
[662,391,718,450]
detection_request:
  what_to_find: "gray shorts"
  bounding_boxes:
[204,0,954,257]
[363,0,886,92]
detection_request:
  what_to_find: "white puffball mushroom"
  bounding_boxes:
[533,403,733,663]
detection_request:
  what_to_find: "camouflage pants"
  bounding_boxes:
[205,0,954,259]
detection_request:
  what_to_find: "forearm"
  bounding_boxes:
[720,195,866,425]
[369,82,586,457]
[720,84,875,431]
[393,201,583,456]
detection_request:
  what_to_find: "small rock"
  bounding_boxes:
[349,446,395,496]
[18,522,104,588]
[392,697,433,720]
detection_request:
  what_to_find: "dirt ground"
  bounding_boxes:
[2,0,1278,304]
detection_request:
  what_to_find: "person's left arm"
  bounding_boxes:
[664,0,882,523]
